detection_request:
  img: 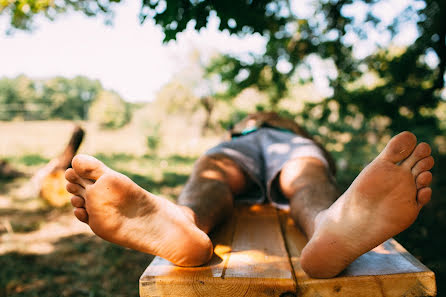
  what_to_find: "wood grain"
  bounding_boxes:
[140,204,437,297]
[140,212,237,296]
[223,205,295,296]
[278,212,437,297]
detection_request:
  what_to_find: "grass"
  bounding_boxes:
[0,152,195,297]
[1,235,153,297]
[94,153,195,199]
[4,155,49,167]
[1,119,446,296]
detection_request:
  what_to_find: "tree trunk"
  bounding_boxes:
[0,160,23,179]
[54,125,85,170]
[200,96,214,135]
[15,125,85,206]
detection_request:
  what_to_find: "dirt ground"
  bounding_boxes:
[2,120,445,296]
[0,165,159,297]
[0,119,202,296]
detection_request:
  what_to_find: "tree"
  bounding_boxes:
[88,89,130,129]
[0,0,120,32]
[3,0,446,292]
[155,80,199,114]
[5,0,443,136]
[154,48,220,133]
[43,76,102,120]
[0,75,103,120]
[0,75,49,120]
[0,76,24,120]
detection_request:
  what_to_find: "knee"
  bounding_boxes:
[279,157,332,199]
[194,154,247,194]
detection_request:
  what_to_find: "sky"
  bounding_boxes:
[0,1,266,102]
[0,0,421,102]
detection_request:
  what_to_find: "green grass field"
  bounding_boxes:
[0,119,204,297]
[1,152,197,297]
[1,119,445,296]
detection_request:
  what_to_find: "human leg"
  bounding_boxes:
[177,153,250,234]
[280,132,434,278]
[279,157,338,238]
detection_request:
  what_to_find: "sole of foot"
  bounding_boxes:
[65,154,213,266]
[300,131,434,278]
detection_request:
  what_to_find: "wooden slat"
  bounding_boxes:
[140,212,236,296]
[279,212,437,297]
[140,205,296,297]
[223,205,295,296]
[140,205,436,297]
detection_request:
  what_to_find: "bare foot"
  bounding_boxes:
[300,132,434,278]
[65,154,213,266]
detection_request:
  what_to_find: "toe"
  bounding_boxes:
[416,171,432,189]
[65,168,93,188]
[401,142,431,169]
[379,131,417,163]
[417,187,432,208]
[66,182,86,197]
[412,156,434,177]
[72,154,107,181]
[74,208,89,223]
[71,195,85,208]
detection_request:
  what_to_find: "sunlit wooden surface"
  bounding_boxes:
[140,204,436,297]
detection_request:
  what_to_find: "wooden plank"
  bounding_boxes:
[141,205,436,297]
[223,205,296,296]
[140,212,237,297]
[140,205,296,297]
[279,212,437,297]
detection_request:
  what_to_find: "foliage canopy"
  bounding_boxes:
[0,75,130,128]
[3,0,444,133]
[2,0,446,293]
[3,0,445,172]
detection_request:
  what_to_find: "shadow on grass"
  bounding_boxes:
[0,206,71,233]
[94,153,136,163]
[0,179,11,195]
[4,154,49,167]
[165,155,197,163]
[0,234,154,297]
[92,153,194,198]
[0,153,191,296]
[94,153,197,165]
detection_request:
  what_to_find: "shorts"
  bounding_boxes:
[205,127,330,209]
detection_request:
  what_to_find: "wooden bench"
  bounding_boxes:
[140,204,436,297]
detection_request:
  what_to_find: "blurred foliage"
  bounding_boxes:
[88,90,131,129]
[0,0,120,32]
[137,0,445,191]
[42,76,101,120]
[17,154,49,166]
[0,75,102,121]
[1,152,196,296]
[7,0,441,142]
[145,123,161,153]
[0,75,132,128]
[2,0,446,293]
[0,235,151,297]
[155,80,200,114]
[152,48,220,133]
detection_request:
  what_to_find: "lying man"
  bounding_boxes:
[65,112,434,278]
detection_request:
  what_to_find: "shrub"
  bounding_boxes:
[88,90,130,129]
